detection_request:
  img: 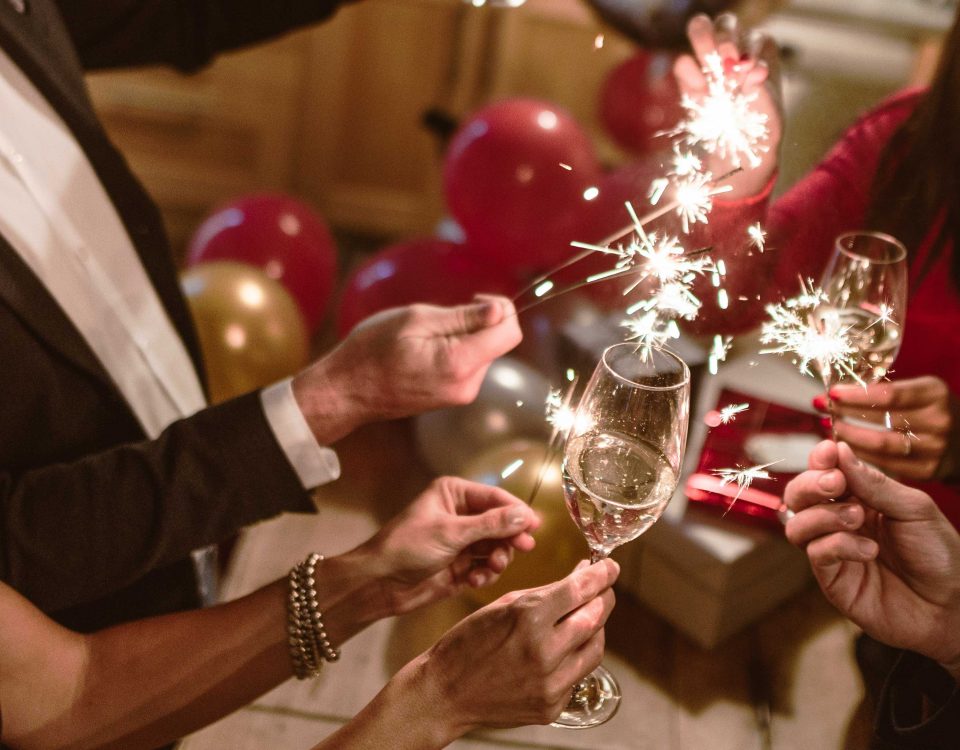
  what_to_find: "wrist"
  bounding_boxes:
[291,362,362,445]
[306,549,393,645]
[391,653,472,746]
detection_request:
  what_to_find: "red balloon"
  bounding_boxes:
[336,238,518,338]
[187,194,338,333]
[443,99,602,276]
[598,51,684,155]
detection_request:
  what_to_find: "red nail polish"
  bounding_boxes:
[812,395,827,411]
[828,387,841,402]
[820,417,833,430]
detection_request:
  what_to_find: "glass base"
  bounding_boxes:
[550,664,621,729]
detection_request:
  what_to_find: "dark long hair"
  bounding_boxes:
[867,9,960,288]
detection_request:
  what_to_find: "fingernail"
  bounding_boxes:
[838,505,858,527]
[817,470,840,493]
[840,442,862,467]
[507,512,526,527]
[828,387,842,402]
[858,538,877,557]
[812,395,827,411]
[820,417,833,430]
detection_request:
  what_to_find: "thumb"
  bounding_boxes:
[452,506,533,549]
[837,442,933,522]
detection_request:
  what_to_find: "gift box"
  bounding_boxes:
[616,350,824,649]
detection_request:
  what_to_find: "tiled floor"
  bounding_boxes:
[179,419,869,750]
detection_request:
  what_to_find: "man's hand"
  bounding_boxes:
[818,377,960,480]
[783,441,960,680]
[292,295,522,445]
[673,13,783,199]
[354,477,540,617]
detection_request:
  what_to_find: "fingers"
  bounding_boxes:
[687,14,718,66]
[541,559,620,622]
[832,419,933,456]
[808,439,840,471]
[673,54,706,93]
[839,447,940,482]
[830,377,949,411]
[836,442,937,521]
[453,503,539,550]
[806,531,878,573]
[783,465,847,513]
[784,502,864,548]
[555,586,616,650]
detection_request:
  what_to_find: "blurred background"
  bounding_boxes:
[87,0,953,272]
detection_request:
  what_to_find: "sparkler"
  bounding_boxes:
[528,373,582,505]
[718,402,750,424]
[759,280,865,388]
[675,52,770,169]
[713,460,783,512]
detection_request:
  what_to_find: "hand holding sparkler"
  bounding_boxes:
[673,13,782,199]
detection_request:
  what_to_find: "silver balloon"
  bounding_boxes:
[414,356,552,475]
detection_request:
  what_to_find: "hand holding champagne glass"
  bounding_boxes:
[553,343,690,729]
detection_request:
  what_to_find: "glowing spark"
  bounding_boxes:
[714,460,783,508]
[545,387,591,436]
[718,402,750,424]
[675,52,770,169]
[748,222,767,253]
[501,459,524,479]
[670,146,703,178]
[559,162,573,171]
[566,368,576,382]
[649,178,669,205]
[594,33,605,50]
[583,186,600,201]
[870,302,896,328]
[760,280,865,387]
[534,280,554,297]
[718,288,729,309]
[709,334,733,375]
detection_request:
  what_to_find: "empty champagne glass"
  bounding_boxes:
[553,343,690,729]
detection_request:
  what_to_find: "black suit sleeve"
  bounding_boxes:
[0,391,314,613]
[873,651,960,749]
[52,0,356,72]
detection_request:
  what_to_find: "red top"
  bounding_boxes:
[700,88,960,527]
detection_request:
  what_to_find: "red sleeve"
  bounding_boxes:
[683,89,924,335]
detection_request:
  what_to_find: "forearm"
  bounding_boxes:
[3,551,392,750]
[310,658,463,750]
[0,392,310,613]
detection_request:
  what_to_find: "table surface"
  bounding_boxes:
[179,415,872,750]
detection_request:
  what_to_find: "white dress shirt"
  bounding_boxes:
[0,47,339,487]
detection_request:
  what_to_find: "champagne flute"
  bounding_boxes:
[553,343,690,729]
[814,231,908,434]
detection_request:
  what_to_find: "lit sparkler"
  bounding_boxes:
[717,402,750,424]
[714,459,782,509]
[675,51,770,169]
[760,280,865,388]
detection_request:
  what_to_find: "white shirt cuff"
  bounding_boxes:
[260,378,340,490]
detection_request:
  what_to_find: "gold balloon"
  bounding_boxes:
[181,261,310,403]
[461,438,588,606]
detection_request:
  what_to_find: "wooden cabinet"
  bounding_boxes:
[86,0,632,251]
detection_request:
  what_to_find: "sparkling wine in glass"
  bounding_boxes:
[816,230,908,387]
[553,343,690,729]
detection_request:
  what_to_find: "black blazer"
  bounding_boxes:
[873,652,960,749]
[0,0,348,630]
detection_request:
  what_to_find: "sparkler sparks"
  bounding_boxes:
[713,460,782,508]
[718,402,750,424]
[748,222,767,253]
[676,52,770,169]
[709,334,733,375]
[760,280,865,387]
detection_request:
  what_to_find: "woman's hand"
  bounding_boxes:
[817,377,960,480]
[354,477,541,617]
[673,13,783,199]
